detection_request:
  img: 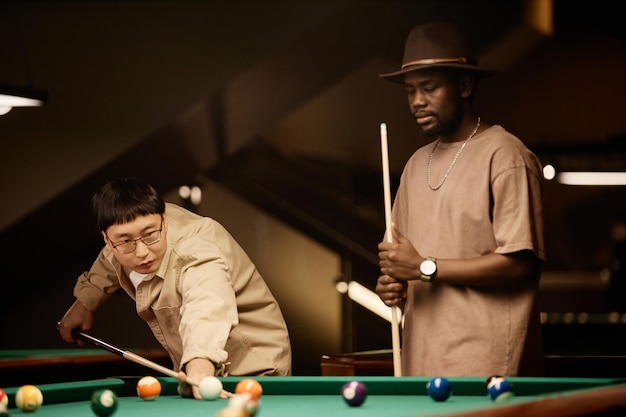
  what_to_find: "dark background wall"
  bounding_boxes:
[1,0,625,375]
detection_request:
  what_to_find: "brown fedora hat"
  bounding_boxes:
[380,22,497,83]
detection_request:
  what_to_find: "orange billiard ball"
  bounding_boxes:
[136,376,162,401]
[235,378,263,399]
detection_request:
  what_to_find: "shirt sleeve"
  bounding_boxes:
[491,163,545,261]
[392,170,410,236]
[177,248,239,367]
[73,248,121,311]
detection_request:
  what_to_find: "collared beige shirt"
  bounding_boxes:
[74,203,292,376]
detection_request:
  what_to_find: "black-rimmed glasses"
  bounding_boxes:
[108,221,163,254]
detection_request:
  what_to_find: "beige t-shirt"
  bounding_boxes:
[393,125,545,376]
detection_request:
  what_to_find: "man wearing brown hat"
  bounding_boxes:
[376,22,545,377]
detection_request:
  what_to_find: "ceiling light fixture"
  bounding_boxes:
[0,84,47,115]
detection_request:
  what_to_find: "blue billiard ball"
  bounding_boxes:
[485,375,503,389]
[341,381,368,407]
[427,377,452,401]
[486,377,514,402]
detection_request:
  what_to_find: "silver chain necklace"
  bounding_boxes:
[427,116,481,190]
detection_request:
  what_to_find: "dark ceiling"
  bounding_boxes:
[1,0,624,264]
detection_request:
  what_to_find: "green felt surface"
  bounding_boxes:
[3,376,625,417]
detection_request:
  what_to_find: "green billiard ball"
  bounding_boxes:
[91,389,119,417]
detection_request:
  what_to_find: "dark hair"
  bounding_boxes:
[92,178,166,232]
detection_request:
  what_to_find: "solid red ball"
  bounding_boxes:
[0,388,7,408]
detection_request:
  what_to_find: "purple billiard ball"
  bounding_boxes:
[427,377,452,401]
[486,377,514,402]
[341,381,368,407]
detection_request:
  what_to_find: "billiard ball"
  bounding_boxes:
[198,376,223,401]
[242,397,260,416]
[486,376,514,402]
[15,384,44,412]
[0,388,7,407]
[177,381,193,398]
[427,377,452,401]
[484,375,503,389]
[341,380,368,407]
[0,403,9,417]
[91,389,118,417]
[215,405,249,417]
[228,393,260,416]
[136,376,162,400]
[235,378,263,400]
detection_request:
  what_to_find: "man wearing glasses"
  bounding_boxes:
[57,178,292,399]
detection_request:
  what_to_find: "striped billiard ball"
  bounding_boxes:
[341,381,368,407]
[91,389,118,417]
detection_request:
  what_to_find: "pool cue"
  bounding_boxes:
[380,122,402,377]
[73,329,200,386]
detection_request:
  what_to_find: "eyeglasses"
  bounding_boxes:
[108,221,163,254]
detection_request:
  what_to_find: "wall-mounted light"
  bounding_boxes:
[336,279,402,324]
[178,185,202,205]
[0,84,47,115]
[543,164,626,186]
[557,171,626,186]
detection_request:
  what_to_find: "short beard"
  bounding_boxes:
[418,118,443,138]
[420,104,465,139]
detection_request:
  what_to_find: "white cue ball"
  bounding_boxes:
[198,376,223,401]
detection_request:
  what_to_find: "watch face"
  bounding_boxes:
[420,259,437,276]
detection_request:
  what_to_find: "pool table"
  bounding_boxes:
[3,376,626,417]
[320,350,626,378]
[0,348,170,387]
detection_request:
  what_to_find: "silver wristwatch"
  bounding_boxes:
[419,257,437,283]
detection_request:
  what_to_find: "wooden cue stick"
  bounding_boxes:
[380,122,402,377]
[73,330,200,386]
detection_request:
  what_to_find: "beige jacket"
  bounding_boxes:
[74,203,292,376]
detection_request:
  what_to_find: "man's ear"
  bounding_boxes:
[101,231,109,246]
[460,73,476,98]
